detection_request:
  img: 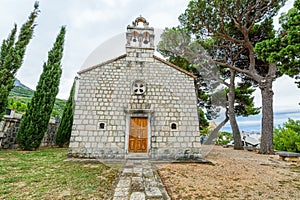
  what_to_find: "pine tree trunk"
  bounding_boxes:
[259,78,274,154]
[228,69,243,150]
[205,110,229,145]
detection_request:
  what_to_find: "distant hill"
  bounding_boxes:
[14,78,33,91]
[7,79,66,118]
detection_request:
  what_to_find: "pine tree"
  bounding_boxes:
[56,79,75,147]
[0,2,39,119]
[17,27,66,150]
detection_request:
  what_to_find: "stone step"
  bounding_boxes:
[126,153,149,160]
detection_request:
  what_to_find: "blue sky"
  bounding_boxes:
[0,0,298,130]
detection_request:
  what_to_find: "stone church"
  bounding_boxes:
[68,17,201,160]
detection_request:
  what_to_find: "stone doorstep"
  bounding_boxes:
[126,153,149,160]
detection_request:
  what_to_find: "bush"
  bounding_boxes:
[273,119,300,152]
[217,131,233,145]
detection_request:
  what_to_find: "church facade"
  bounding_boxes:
[68,17,201,160]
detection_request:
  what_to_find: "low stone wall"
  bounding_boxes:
[40,122,59,147]
[0,114,59,149]
[0,116,21,149]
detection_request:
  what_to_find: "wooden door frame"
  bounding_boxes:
[128,117,148,153]
[125,113,151,155]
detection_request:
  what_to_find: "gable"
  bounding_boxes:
[153,55,197,79]
[78,53,196,80]
[78,54,127,75]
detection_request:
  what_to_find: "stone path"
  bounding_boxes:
[112,159,170,200]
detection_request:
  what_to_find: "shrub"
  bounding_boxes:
[273,119,300,152]
[217,131,233,145]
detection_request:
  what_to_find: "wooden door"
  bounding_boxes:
[129,117,148,153]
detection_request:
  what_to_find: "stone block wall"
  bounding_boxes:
[69,50,201,160]
[40,122,59,147]
[0,116,20,149]
[0,115,59,149]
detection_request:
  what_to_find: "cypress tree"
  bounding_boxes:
[17,26,66,150]
[55,79,75,147]
[0,2,39,119]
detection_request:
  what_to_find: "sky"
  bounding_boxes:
[0,0,191,99]
[0,0,299,131]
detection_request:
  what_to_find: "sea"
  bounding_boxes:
[219,110,300,133]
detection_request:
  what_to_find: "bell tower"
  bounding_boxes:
[126,16,155,57]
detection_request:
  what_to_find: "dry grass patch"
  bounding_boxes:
[157,146,300,200]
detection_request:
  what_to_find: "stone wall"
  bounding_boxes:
[69,48,201,160]
[0,114,59,149]
[40,122,59,147]
[0,115,21,149]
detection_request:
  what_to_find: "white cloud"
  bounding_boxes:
[0,0,298,113]
[253,75,300,112]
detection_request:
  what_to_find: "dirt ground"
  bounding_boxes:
[157,145,300,200]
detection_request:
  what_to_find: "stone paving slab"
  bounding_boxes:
[145,187,162,198]
[112,159,170,200]
[130,192,145,200]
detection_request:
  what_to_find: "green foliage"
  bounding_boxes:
[7,98,27,113]
[274,119,300,152]
[52,98,66,118]
[255,0,300,86]
[158,26,260,121]
[217,131,233,145]
[233,82,261,117]
[7,85,65,117]
[173,0,287,154]
[9,85,34,98]
[0,2,39,119]
[198,108,209,131]
[17,27,66,150]
[158,27,221,121]
[179,0,286,41]
[56,80,75,147]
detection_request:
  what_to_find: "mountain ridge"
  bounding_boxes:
[8,79,66,117]
[14,78,33,91]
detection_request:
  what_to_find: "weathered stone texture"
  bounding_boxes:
[68,18,201,160]
[0,114,59,149]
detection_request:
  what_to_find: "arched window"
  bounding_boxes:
[131,31,139,43]
[170,122,178,131]
[98,122,106,130]
[142,32,150,44]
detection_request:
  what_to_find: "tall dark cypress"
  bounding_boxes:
[0,2,39,119]
[17,26,66,150]
[55,79,75,147]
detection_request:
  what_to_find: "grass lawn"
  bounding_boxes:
[0,148,120,199]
